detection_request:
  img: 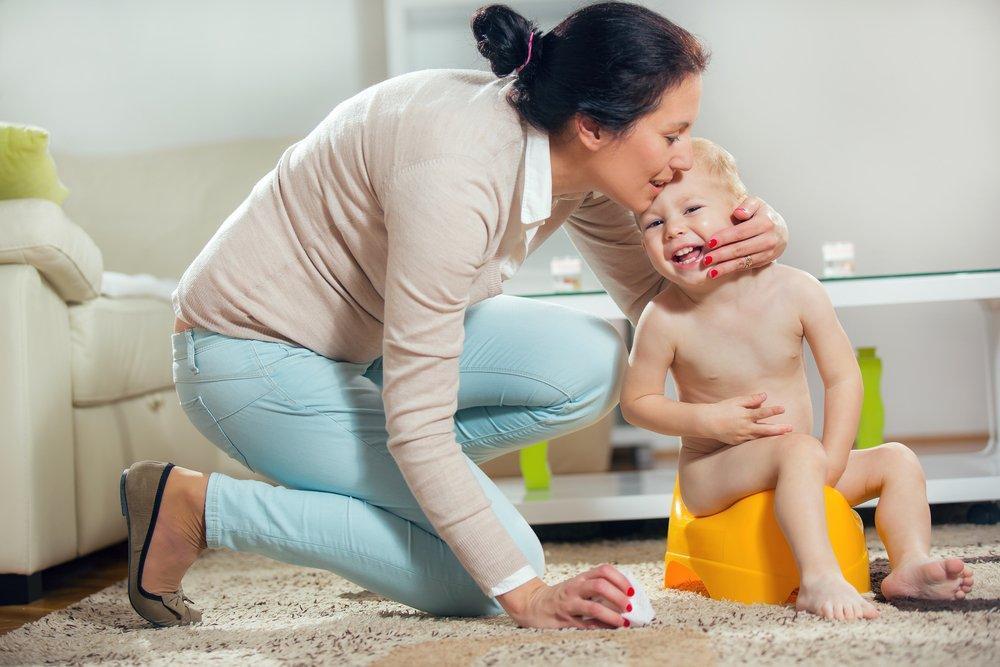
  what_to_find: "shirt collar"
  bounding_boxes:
[521,123,552,224]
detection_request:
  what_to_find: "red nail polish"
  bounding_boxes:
[703,255,713,266]
[708,238,718,249]
[710,269,718,279]
[623,619,631,627]
[627,587,635,597]
[627,603,633,612]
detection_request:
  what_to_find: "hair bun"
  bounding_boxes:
[471,4,538,77]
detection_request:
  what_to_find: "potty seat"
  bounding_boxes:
[664,478,870,604]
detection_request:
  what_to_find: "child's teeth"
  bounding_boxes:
[673,246,702,264]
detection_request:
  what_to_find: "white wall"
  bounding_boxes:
[0,0,383,154]
[1,0,996,440]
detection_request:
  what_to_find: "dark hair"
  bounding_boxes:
[471,2,709,135]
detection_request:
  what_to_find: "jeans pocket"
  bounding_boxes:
[180,394,254,471]
[249,340,293,370]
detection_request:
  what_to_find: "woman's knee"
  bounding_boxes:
[498,506,546,578]
[424,537,543,618]
[561,314,627,419]
[519,532,546,579]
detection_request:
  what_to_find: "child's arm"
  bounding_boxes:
[621,297,791,443]
[796,273,862,486]
[620,299,705,436]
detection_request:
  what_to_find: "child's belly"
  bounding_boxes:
[678,376,814,456]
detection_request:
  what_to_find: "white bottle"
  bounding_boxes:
[550,255,583,291]
[821,242,856,277]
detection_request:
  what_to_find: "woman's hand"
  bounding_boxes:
[496,564,633,629]
[702,393,793,445]
[702,197,788,279]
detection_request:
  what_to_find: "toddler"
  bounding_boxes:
[620,138,974,620]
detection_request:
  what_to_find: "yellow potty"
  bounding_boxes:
[664,479,870,604]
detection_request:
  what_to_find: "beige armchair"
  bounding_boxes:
[0,198,249,603]
[0,139,292,603]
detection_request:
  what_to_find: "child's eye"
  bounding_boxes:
[684,205,702,215]
[645,219,663,230]
[665,135,679,145]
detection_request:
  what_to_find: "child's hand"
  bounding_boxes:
[704,393,793,445]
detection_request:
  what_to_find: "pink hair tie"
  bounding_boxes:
[516,32,535,74]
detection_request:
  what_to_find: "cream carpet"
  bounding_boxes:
[1,524,998,666]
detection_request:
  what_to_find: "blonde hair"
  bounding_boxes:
[691,137,747,201]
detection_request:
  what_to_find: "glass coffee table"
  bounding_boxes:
[496,268,1000,524]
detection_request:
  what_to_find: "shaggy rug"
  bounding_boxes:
[1,524,998,666]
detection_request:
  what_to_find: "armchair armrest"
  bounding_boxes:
[0,198,103,303]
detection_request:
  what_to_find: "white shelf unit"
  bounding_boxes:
[503,270,1000,523]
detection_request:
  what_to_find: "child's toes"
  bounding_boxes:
[944,558,965,578]
[954,589,966,600]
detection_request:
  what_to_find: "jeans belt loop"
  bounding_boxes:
[186,329,200,375]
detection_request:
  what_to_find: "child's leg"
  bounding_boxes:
[680,434,878,620]
[835,442,974,600]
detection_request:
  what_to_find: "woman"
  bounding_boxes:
[120,2,787,630]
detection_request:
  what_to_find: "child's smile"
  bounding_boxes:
[670,242,706,269]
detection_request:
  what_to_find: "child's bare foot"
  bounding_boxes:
[141,467,208,596]
[796,572,880,620]
[881,557,973,601]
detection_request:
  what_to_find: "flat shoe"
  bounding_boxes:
[119,461,202,626]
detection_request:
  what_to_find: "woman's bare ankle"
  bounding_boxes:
[141,467,208,594]
[171,468,209,550]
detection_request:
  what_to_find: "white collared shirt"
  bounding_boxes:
[497,123,553,281]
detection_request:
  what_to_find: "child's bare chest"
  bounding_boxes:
[670,303,804,397]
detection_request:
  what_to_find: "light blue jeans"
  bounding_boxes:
[171,295,625,616]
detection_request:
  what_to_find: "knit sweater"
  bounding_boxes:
[172,69,667,593]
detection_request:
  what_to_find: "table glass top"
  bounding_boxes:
[517,267,1000,299]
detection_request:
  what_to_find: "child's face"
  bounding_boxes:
[637,165,738,285]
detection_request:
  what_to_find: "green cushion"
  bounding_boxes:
[0,124,69,204]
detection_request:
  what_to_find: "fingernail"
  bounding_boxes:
[627,587,635,597]
[709,269,718,279]
[623,619,631,628]
[736,207,748,215]
[627,603,633,612]
[703,255,713,266]
[708,238,718,248]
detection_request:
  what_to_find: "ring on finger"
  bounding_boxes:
[741,255,753,270]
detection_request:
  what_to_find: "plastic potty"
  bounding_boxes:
[664,478,870,604]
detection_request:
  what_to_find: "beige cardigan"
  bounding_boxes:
[173,69,667,593]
